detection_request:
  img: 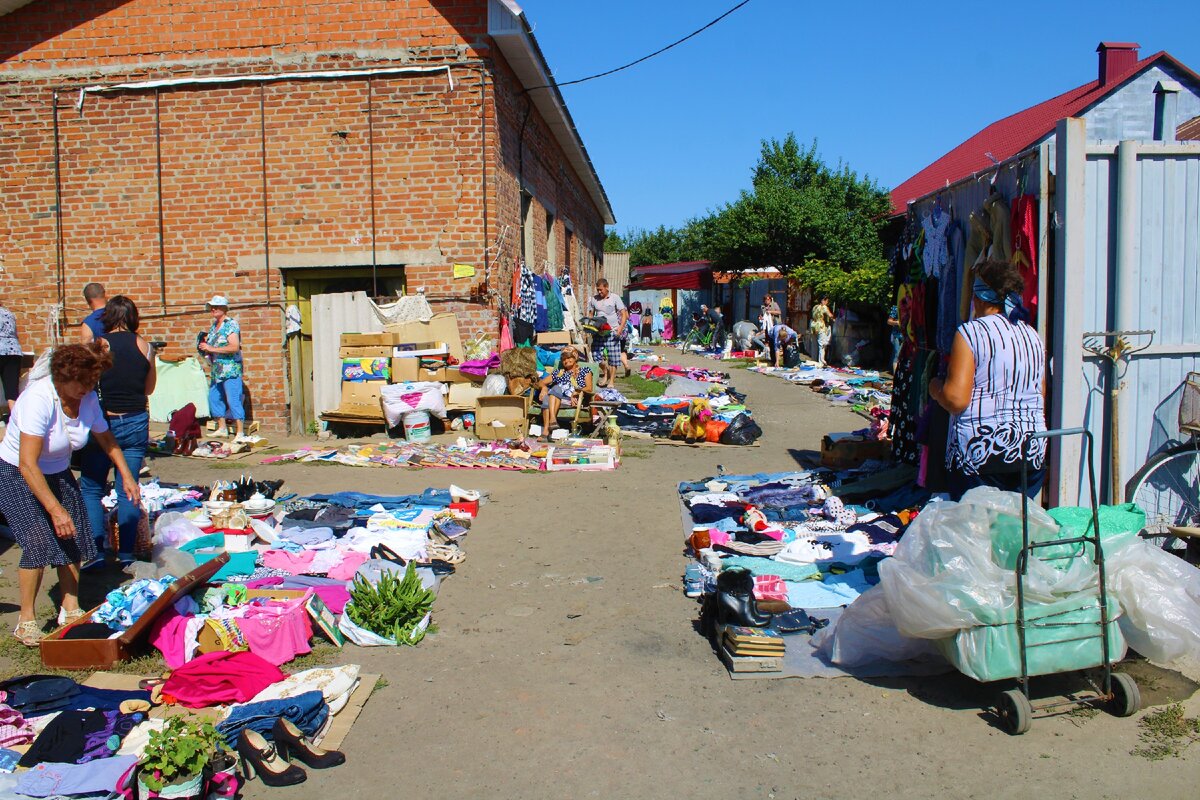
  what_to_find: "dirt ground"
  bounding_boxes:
[3,347,1199,799]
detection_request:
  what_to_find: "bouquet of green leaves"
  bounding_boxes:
[138,715,228,792]
[347,562,436,645]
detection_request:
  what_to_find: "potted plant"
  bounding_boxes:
[137,715,229,800]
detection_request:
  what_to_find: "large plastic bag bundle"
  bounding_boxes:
[811,585,943,667]
[880,487,1112,640]
[381,381,446,426]
[878,494,1013,638]
[1106,537,1200,666]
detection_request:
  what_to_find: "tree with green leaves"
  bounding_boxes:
[705,134,892,304]
[603,229,626,252]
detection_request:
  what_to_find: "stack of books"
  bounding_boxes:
[719,625,785,673]
[723,626,785,656]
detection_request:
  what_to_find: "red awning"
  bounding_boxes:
[626,271,710,291]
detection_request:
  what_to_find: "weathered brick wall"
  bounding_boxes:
[0,0,607,431]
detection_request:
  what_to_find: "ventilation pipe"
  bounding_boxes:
[1154,80,1182,142]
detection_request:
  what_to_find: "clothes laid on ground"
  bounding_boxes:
[679,469,921,618]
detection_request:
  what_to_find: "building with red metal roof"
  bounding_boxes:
[891,43,1200,214]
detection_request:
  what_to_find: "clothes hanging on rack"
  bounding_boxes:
[516,264,537,325]
[1011,194,1039,324]
[921,211,951,279]
[983,194,1012,262]
[533,275,548,332]
[546,276,565,331]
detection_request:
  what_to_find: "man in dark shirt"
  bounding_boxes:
[78,283,107,344]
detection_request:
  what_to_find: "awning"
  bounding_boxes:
[626,272,710,291]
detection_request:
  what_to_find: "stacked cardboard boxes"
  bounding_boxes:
[326,312,484,423]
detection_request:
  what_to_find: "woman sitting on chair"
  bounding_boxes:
[537,349,594,438]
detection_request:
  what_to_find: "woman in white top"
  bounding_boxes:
[929,259,1046,500]
[0,343,142,645]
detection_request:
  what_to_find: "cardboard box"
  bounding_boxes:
[443,367,481,384]
[447,383,482,409]
[383,312,464,361]
[40,553,229,670]
[390,357,420,384]
[339,345,393,359]
[536,331,572,345]
[475,395,529,441]
[195,588,343,655]
[340,332,399,347]
[820,434,892,469]
[392,341,447,357]
[341,380,384,407]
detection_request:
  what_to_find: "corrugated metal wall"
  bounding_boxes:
[1053,122,1200,504]
[604,251,630,297]
[1080,146,1200,499]
[311,292,384,417]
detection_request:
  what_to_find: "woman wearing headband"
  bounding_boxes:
[929,259,1046,500]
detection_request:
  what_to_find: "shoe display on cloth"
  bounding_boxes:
[12,620,42,647]
[272,718,345,770]
[236,730,306,787]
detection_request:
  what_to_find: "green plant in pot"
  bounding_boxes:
[137,715,229,799]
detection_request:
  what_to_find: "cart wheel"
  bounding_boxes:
[1109,673,1141,717]
[998,689,1032,735]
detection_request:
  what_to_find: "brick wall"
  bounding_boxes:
[0,0,607,431]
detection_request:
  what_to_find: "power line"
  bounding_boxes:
[523,1,752,93]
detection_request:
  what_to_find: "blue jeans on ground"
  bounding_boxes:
[79,411,148,557]
[209,376,245,421]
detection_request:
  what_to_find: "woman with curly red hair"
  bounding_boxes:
[0,342,142,645]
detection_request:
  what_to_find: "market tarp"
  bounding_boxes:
[626,261,712,292]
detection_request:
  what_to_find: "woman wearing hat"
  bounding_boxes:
[199,295,245,439]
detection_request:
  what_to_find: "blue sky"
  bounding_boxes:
[515,0,1200,234]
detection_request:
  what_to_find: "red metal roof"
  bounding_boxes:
[889,51,1198,214]
[1180,115,1200,141]
[630,261,712,276]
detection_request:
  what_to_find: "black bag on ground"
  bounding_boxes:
[719,413,762,446]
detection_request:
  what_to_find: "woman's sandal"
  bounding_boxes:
[12,621,42,647]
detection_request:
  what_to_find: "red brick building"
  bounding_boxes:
[0,0,614,431]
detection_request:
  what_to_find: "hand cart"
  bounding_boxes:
[991,427,1141,734]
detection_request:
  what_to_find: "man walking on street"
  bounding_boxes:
[78,283,107,344]
[587,278,627,388]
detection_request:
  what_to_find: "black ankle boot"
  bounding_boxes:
[714,567,772,628]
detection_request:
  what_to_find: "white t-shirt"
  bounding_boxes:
[0,378,108,473]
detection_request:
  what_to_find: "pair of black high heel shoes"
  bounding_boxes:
[370,543,457,575]
[236,718,345,787]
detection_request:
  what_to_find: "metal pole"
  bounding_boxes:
[51,91,66,322]
[154,90,167,314]
[259,84,271,304]
[367,77,377,298]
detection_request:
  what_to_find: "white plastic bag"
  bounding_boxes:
[811,585,943,667]
[337,610,430,647]
[479,373,509,397]
[152,512,206,550]
[381,381,446,426]
[1107,538,1200,665]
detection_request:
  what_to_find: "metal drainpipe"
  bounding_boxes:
[259,84,271,304]
[1111,140,1141,501]
[479,68,489,304]
[367,77,377,298]
[155,89,167,314]
[51,91,66,320]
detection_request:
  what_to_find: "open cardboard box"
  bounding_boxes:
[475,395,529,441]
[40,553,229,670]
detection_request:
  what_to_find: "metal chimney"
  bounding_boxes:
[1097,42,1140,86]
